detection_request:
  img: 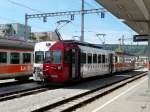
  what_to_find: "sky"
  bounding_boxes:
[0,0,146,45]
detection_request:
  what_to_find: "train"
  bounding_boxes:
[33,40,135,83]
[0,38,34,81]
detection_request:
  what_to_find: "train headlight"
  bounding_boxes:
[57,66,62,70]
[40,71,43,74]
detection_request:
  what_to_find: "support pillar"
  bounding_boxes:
[81,0,84,42]
[147,22,150,91]
[25,13,28,41]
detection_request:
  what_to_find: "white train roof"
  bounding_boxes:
[79,45,115,54]
[34,41,56,52]
[0,38,34,50]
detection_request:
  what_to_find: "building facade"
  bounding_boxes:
[32,31,60,41]
[0,23,31,40]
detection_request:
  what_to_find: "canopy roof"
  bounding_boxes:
[96,0,150,35]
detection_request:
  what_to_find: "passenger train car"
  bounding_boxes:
[0,38,34,80]
[33,40,135,83]
[115,52,135,72]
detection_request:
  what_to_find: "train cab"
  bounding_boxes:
[33,41,56,81]
[43,41,80,83]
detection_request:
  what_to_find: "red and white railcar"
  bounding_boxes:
[0,38,34,80]
[33,40,135,83]
[33,40,116,83]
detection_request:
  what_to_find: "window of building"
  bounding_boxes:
[87,53,92,64]
[0,52,7,64]
[10,53,20,64]
[93,54,97,63]
[81,52,86,64]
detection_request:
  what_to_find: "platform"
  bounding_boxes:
[75,75,150,112]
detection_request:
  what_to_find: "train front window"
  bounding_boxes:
[45,51,51,63]
[52,51,62,64]
[35,51,44,63]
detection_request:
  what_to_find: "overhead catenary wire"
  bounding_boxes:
[7,0,42,13]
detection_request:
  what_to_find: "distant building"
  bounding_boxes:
[32,31,60,41]
[0,23,31,40]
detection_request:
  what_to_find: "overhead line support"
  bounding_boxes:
[25,8,105,41]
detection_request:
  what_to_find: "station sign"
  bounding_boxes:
[133,34,150,42]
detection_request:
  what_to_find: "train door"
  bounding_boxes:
[109,53,114,73]
[71,49,80,79]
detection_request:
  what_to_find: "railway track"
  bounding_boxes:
[0,71,138,102]
[0,79,33,88]
[32,71,147,112]
[0,82,51,102]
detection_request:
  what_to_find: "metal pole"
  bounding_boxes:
[148,21,150,91]
[81,0,84,42]
[103,34,106,49]
[122,35,124,53]
[25,13,28,41]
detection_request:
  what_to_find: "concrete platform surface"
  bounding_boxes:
[75,76,150,112]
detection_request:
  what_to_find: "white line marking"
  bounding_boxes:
[92,78,147,112]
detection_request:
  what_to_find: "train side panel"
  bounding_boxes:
[0,49,33,80]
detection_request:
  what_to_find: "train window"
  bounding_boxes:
[81,53,86,64]
[87,53,92,64]
[0,52,7,64]
[52,51,62,64]
[105,56,108,63]
[115,56,118,63]
[102,55,105,63]
[45,51,51,63]
[93,54,97,63]
[23,53,31,64]
[98,54,101,63]
[64,50,71,64]
[35,51,44,64]
[10,53,20,64]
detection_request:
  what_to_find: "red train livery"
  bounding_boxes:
[33,40,135,83]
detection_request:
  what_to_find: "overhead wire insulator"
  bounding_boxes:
[71,14,74,21]
[101,11,105,18]
[43,17,47,22]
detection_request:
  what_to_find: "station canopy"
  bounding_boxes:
[96,0,150,35]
